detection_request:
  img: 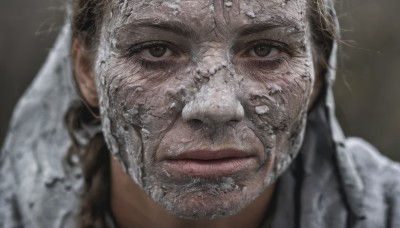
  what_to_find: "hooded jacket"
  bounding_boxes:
[1,1,399,227]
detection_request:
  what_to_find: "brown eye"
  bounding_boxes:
[248,44,280,58]
[149,45,167,57]
[254,45,271,57]
[142,44,173,58]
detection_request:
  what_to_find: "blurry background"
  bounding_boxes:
[0,0,399,161]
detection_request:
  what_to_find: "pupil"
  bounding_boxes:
[254,45,271,57]
[149,45,167,57]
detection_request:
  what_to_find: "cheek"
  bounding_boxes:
[106,80,182,151]
[242,67,312,174]
[95,57,188,180]
[244,70,312,132]
[99,58,182,127]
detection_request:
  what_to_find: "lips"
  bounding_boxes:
[163,148,257,177]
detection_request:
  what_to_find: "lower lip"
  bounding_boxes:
[164,157,256,177]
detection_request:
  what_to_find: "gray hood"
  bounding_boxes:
[1,1,400,227]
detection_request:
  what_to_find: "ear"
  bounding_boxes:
[72,39,99,107]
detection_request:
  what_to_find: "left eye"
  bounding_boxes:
[248,44,280,58]
[143,44,173,58]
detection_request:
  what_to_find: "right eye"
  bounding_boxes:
[125,41,187,70]
[126,41,177,60]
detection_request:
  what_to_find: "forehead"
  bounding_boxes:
[107,0,307,35]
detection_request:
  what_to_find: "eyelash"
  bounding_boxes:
[138,58,172,70]
[248,58,285,70]
[125,41,180,70]
[240,41,291,70]
[124,41,291,71]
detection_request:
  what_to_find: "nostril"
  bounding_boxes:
[189,119,204,128]
[192,119,203,124]
[228,118,240,124]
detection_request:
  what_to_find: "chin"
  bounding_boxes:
[143,169,270,220]
[160,185,258,219]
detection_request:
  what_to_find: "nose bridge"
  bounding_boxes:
[197,45,229,75]
[182,67,244,125]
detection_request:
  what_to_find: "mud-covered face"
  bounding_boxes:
[96,0,314,219]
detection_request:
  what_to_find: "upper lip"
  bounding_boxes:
[167,148,253,161]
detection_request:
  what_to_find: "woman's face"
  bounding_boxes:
[95,0,314,219]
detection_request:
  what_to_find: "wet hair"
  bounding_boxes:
[66,0,337,226]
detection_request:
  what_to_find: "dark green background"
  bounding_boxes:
[1,1,398,161]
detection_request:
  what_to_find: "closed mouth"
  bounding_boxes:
[163,148,257,177]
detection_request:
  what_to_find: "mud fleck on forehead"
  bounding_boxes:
[106,0,308,37]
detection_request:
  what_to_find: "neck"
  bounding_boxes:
[110,157,276,228]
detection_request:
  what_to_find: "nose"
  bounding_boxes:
[182,86,244,126]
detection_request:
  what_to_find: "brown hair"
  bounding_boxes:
[65,101,111,227]
[71,0,111,49]
[67,1,112,227]
[66,0,337,227]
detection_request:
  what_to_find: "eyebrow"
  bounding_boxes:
[237,19,303,37]
[118,19,196,38]
[117,17,303,41]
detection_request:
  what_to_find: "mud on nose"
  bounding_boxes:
[182,89,244,126]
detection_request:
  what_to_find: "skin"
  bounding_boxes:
[74,0,321,226]
[110,156,276,228]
